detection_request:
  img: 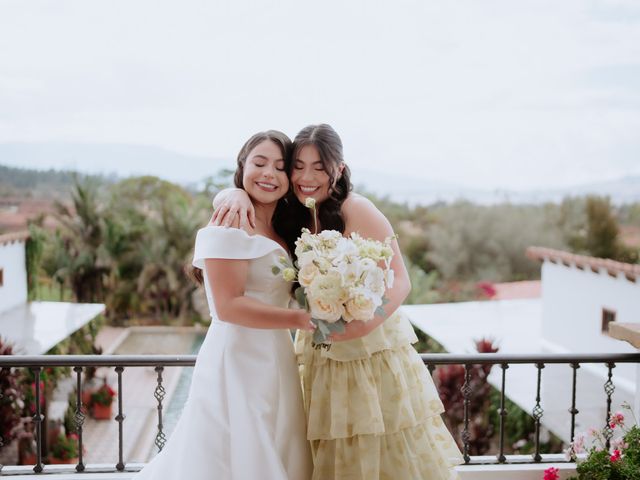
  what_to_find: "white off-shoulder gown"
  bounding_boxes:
[133,226,312,480]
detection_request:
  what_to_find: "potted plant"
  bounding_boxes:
[16,418,37,465]
[81,367,99,406]
[89,379,116,420]
[0,337,25,454]
[48,432,79,465]
[542,402,640,480]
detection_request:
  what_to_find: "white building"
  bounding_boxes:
[403,246,640,443]
[0,231,105,355]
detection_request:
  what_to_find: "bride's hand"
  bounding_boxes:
[329,320,369,342]
[296,311,316,332]
[211,189,256,229]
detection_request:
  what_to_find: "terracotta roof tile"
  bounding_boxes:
[0,230,30,246]
[492,280,541,300]
[526,246,640,283]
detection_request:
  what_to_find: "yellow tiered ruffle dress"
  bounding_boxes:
[295,311,463,480]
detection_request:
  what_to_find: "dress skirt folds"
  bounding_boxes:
[296,311,462,480]
[133,227,312,480]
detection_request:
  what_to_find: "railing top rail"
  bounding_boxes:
[419,352,640,364]
[0,354,198,367]
[1,352,639,368]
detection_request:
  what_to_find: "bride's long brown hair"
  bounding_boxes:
[273,124,353,256]
[188,130,292,285]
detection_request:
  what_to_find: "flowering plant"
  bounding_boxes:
[50,432,80,461]
[274,199,395,345]
[89,381,116,407]
[553,402,640,479]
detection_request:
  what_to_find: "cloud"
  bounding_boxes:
[0,0,638,190]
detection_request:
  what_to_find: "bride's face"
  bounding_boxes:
[242,140,289,204]
[291,145,334,205]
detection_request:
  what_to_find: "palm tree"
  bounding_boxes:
[50,177,109,303]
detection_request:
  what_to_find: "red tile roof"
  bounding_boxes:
[526,246,640,283]
[492,280,541,300]
[0,230,30,246]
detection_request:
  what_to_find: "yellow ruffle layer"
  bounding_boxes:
[296,310,462,479]
[310,419,462,480]
[302,343,447,439]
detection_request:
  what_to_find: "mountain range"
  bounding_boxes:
[1,142,638,205]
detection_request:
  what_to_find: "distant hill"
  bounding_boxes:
[0,164,105,199]
[1,142,639,205]
[0,142,230,185]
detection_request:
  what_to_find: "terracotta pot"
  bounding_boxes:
[19,452,37,465]
[81,389,94,406]
[91,402,113,420]
[49,456,78,464]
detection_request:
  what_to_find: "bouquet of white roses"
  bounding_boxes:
[273,226,395,346]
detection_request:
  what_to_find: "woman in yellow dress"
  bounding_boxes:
[212,124,462,480]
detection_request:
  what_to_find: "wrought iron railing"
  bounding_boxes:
[0,352,639,475]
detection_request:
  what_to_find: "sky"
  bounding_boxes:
[1,0,639,191]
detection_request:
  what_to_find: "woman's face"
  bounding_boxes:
[290,145,334,205]
[242,140,289,205]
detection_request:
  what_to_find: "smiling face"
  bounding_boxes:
[242,139,289,205]
[291,144,336,204]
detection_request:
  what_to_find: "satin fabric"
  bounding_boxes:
[133,227,312,480]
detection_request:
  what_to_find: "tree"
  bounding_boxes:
[49,177,109,303]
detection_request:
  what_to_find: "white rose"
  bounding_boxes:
[307,271,347,302]
[297,249,319,268]
[298,263,320,287]
[308,295,345,323]
[343,293,377,323]
[306,271,348,322]
[334,260,360,287]
[364,267,386,297]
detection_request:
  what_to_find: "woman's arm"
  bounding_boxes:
[330,195,411,341]
[205,258,313,330]
[211,188,256,228]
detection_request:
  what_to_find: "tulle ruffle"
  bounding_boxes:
[311,420,462,480]
[302,344,445,440]
[297,310,462,479]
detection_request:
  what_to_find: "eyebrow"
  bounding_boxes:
[252,155,284,162]
[294,159,323,165]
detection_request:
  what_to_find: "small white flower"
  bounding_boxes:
[282,268,297,282]
[305,197,316,209]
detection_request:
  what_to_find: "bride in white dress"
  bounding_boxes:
[133,130,313,480]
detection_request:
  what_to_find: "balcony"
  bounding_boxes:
[3,352,639,479]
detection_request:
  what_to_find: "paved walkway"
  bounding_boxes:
[81,327,197,464]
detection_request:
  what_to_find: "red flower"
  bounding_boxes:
[476,281,497,298]
[543,467,559,480]
[609,412,624,429]
[610,449,621,462]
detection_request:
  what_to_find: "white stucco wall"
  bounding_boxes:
[540,261,640,384]
[0,240,28,315]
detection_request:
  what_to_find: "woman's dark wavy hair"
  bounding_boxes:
[273,124,353,256]
[189,130,293,285]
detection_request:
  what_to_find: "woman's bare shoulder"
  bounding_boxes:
[342,193,392,237]
[341,192,377,215]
